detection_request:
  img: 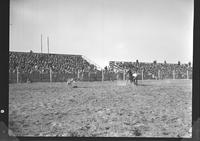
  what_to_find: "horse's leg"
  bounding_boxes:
[129,77,131,84]
[126,76,129,85]
[131,77,133,84]
[133,77,135,85]
[135,77,138,85]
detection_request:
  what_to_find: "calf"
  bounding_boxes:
[66,78,76,85]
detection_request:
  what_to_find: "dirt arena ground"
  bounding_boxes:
[9,79,192,137]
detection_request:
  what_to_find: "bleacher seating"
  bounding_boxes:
[9,51,96,74]
[9,51,192,83]
[109,61,192,79]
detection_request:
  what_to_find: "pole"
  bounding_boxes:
[123,70,125,81]
[187,70,189,79]
[95,71,97,81]
[142,70,143,80]
[116,70,118,80]
[102,69,104,82]
[82,70,84,81]
[77,70,80,80]
[16,67,19,83]
[41,34,43,53]
[47,36,49,54]
[173,70,175,80]
[50,68,52,82]
[88,71,91,81]
[160,70,162,79]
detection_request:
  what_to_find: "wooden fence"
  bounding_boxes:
[9,68,192,83]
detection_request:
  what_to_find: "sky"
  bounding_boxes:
[10,0,193,68]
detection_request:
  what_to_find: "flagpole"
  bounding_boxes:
[47,36,49,54]
[41,34,43,53]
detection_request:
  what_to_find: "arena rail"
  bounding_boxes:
[9,68,192,83]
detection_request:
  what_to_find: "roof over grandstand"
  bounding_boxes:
[9,51,82,57]
[10,0,193,68]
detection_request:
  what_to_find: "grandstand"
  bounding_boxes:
[9,51,101,83]
[9,51,99,72]
[9,51,192,83]
[109,61,192,80]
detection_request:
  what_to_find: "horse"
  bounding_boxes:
[132,72,139,85]
[126,69,134,84]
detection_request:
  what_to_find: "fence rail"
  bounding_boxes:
[9,68,192,83]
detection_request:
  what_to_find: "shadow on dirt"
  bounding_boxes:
[72,86,104,89]
[136,84,152,86]
[72,86,88,88]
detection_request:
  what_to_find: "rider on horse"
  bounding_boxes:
[132,71,138,85]
[127,69,133,83]
[126,68,139,85]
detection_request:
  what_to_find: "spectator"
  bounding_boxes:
[9,51,96,75]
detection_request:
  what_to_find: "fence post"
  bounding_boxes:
[16,67,19,83]
[123,70,126,81]
[102,69,104,82]
[173,70,175,79]
[50,68,52,82]
[141,70,143,80]
[95,71,97,81]
[117,71,119,80]
[158,70,160,80]
[160,70,162,79]
[88,71,91,81]
[187,70,189,79]
[77,70,80,80]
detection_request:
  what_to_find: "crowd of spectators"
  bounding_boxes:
[109,60,192,79]
[9,51,192,81]
[9,51,96,74]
